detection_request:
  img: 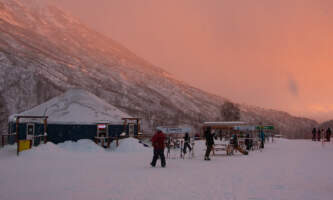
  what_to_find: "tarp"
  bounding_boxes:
[18,140,31,152]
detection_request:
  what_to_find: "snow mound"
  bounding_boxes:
[23,142,64,155]
[57,139,105,153]
[113,138,151,153]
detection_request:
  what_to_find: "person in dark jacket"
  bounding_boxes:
[150,130,166,167]
[231,134,238,148]
[326,128,331,142]
[204,127,214,161]
[317,129,321,141]
[312,128,317,141]
[259,130,265,149]
[183,132,192,154]
[245,133,251,150]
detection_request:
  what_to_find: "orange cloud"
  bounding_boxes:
[51,0,333,121]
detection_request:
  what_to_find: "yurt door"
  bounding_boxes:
[129,124,135,136]
[26,123,35,144]
[97,124,108,137]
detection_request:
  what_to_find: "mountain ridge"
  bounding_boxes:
[0,0,318,138]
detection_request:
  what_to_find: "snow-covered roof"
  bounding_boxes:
[203,121,248,127]
[9,89,132,124]
[156,126,192,134]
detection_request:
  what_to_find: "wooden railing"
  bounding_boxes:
[1,133,17,147]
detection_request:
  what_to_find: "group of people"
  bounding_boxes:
[150,130,193,168]
[150,127,265,167]
[312,127,331,142]
[204,127,253,160]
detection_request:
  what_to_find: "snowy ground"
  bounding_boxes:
[0,138,333,200]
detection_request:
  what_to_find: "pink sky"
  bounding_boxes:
[50,0,333,122]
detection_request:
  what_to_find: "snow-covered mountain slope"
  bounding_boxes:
[319,120,333,129]
[240,105,317,138]
[0,0,317,137]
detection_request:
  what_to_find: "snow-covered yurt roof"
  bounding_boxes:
[9,89,132,124]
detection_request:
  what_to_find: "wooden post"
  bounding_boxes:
[44,118,47,144]
[137,119,140,135]
[16,117,19,156]
[107,137,111,148]
[123,119,127,135]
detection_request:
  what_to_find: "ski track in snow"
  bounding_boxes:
[0,138,333,200]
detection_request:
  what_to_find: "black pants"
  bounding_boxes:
[183,142,192,154]
[151,149,166,167]
[205,145,212,158]
[245,140,250,150]
[246,143,251,151]
[260,140,264,149]
[312,134,316,141]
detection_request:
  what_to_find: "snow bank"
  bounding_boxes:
[2,139,333,200]
[7,138,149,156]
[113,138,151,153]
[57,139,105,153]
[31,142,64,153]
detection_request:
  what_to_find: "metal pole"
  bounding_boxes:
[44,118,47,144]
[16,117,19,156]
[137,119,140,135]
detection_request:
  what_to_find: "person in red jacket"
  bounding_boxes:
[150,130,166,167]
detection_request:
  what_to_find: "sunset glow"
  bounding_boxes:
[52,0,333,121]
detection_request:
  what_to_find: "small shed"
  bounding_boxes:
[202,121,249,136]
[8,89,140,145]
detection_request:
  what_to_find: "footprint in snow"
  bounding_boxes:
[271,184,285,190]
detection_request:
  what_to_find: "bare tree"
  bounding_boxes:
[0,93,9,135]
[220,101,240,121]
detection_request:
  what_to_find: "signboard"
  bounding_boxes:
[233,125,256,131]
[157,127,191,134]
[97,124,107,129]
[18,140,32,152]
[256,126,274,130]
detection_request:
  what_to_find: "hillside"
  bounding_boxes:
[319,120,333,129]
[0,0,317,138]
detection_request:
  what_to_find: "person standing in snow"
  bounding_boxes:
[259,129,265,149]
[317,129,321,141]
[326,128,331,142]
[204,127,214,161]
[183,132,192,154]
[312,128,317,141]
[245,133,251,150]
[150,130,166,167]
